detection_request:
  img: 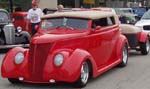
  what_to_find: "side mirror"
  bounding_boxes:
[35,25,40,31]
[95,26,101,30]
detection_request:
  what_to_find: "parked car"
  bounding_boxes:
[11,11,31,34]
[1,10,128,88]
[0,9,30,49]
[120,24,149,55]
[114,8,138,24]
[135,10,150,35]
[132,7,146,18]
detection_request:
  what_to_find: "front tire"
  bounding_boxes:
[118,44,128,67]
[8,78,21,84]
[140,38,150,55]
[73,61,89,88]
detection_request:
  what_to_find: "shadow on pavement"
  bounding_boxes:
[6,82,80,89]
[0,49,10,54]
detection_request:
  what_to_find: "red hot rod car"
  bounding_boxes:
[11,11,31,34]
[1,10,128,88]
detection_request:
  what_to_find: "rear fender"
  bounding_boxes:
[138,32,148,43]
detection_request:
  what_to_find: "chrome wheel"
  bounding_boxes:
[146,39,150,52]
[73,61,90,88]
[122,46,128,64]
[81,62,89,84]
[118,44,128,67]
[140,38,150,55]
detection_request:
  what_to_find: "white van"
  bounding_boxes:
[135,10,150,34]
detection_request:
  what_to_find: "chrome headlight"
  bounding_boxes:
[16,26,22,33]
[14,52,24,64]
[54,54,64,67]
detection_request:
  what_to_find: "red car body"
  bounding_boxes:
[1,11,128,87]
[11,12,31,34]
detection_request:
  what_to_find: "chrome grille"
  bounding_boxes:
[143,25,150,31]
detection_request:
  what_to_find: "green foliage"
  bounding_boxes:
[0,0,32,12]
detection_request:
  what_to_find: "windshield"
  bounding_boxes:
[114,8,124,15]
[0,12,9,23]
[120,9,133,14]
[41,17,88,30]
[141,12,150,19]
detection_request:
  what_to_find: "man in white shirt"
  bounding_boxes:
[27,0,43,36]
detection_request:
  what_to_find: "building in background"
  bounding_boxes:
[0,0,150,13]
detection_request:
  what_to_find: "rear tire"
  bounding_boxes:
[73,61,89,88]
[8,78,21,84]
[118,44,128,67]
[140,38,150,55]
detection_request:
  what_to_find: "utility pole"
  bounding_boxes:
[75,0,80,7]
[9,0,13,13]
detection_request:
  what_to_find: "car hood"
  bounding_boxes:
[30,29,89,44]
[135,20,150,26]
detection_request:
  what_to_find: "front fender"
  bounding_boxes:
[138,32,148,43]
[43,48,97,82]
[1,47,29,78]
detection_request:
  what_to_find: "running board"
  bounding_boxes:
[0,44,29,49]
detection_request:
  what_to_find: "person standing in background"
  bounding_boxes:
[27,0,43,36]
[57,4,64,12]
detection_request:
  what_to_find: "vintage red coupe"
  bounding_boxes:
[1,10,128,88]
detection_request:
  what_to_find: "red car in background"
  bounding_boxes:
[11,12,31,34]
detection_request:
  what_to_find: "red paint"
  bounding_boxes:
[11,12,31,34]
[1,16,128,83]
[138,32,148,43]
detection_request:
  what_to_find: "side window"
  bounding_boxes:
[91,16,116,29]
[97,18,108,27]
[107,16,115,26]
